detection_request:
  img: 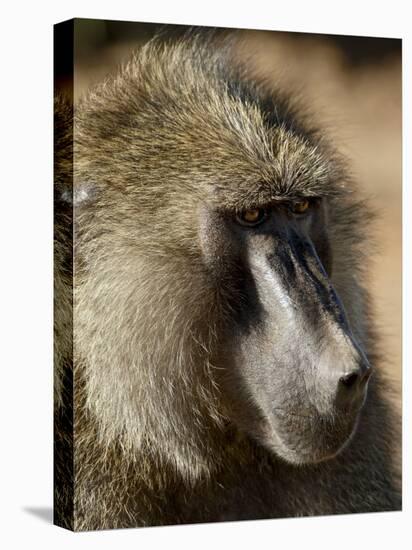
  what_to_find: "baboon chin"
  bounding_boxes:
[54,28,401,531]
[261,410,363,465]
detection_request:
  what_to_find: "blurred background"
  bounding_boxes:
[56,20,402,407]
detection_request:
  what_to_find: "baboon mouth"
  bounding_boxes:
[261,408,362,465]
[272,405,364,422]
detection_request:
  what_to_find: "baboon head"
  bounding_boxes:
[198,130,372,465]
[72,33,373,478]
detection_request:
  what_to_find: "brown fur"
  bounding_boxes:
[54,31,401,531]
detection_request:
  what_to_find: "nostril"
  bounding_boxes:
[335,357,372,408]
[339,372,359,388]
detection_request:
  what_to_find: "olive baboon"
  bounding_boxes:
[54,29,401,531]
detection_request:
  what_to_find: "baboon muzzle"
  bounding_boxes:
[249,225,372,417]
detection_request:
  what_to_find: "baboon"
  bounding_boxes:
[54,29,401,531]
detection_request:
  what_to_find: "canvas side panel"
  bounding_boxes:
[53,18,74,531]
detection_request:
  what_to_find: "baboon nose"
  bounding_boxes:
[340,371,360,388]
[338,359,372,396]
[317,335,372,413]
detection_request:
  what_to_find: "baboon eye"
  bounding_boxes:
[235,208,267,227]
[290,199,310,215]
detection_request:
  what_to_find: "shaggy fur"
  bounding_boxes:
[54,31,401,531]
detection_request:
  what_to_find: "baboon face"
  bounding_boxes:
[200,193,371,465]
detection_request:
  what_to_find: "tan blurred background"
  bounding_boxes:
[57,20,402,403]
